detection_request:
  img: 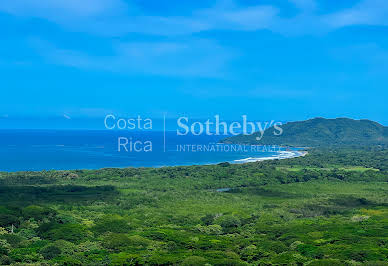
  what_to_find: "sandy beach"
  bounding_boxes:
[233,150,308,164]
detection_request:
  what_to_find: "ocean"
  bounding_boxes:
[0,130,297,172]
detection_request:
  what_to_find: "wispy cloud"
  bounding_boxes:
[0,0,132,36]
[1,0,387,37]
[182,86,314,99]
[31,38,235,78]
[0,0,277,36]
[269,0,388,35]
[0,0,128,19]
[323,0,388,29]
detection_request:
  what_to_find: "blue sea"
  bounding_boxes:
[0,130,295,172]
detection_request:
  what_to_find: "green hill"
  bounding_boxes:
[222,117,388,147]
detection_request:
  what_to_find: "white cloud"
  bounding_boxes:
[0,0,127,18]
[0,0,277,36]
[2,0,387,37]
[323,0,388,29]
[0,0,133,36]
[2,0,388,79]
[194,2,278,31]
[31,38,235,78]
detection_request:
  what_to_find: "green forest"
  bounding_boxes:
[0,147,387,265]
[222,118,388,146]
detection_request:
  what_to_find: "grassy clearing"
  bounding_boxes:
[276,165,380,172]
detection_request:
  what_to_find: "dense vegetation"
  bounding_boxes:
[0,147,387,265]
[222,118,388,146]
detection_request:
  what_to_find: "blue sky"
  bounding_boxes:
[0,0,387,128]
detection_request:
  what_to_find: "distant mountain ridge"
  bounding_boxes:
[222,117,388,147]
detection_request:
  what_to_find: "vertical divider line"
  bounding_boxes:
[163,114,166,152]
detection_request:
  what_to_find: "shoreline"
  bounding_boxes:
[0,150,309,173]
[232,150,308,164]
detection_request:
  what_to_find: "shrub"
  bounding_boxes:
[308,259,343,265]
[17,229,37,240]
[92,215,132,234]
[181,256,208,266]
[52,255,83,265]
[215,215,241,233]
[0,234,24,248]
[22,205,54,220]
[0,227,7,235]
[40,244,61,260]
[0,239,11,255]
[297,244,323,258]
[102,233,131,251]
[0,255,11,265]
[110,252,145,265]
[44,224,89,243]
[194,224,223,235]
[290,241,304,250]
[53,240,76,255]
[9,247,43,263]
[76,241,102,253]
[0,214,19,227]
[201,214,216,225]
[127,235,151,249]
